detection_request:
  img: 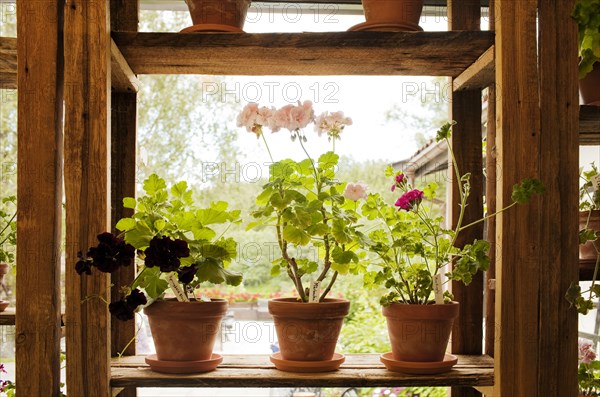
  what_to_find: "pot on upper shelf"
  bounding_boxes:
[183,0,251,32]
[358,0,424,31]
[580,210,600,263]
[580,63,600,106]
[268,298,350,362]
[144,299,228,373]
[382,301,459,362]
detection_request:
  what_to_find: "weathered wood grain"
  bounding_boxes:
[0,37,17,89]
[448,3,484,397]
[494,0,542,395]
[111,40,140,93]
[16,1,64,396]
[112,31,495,76]
[0,307,15,326]
[110,354,494,388]
[579,105,600,145]
[453,46,494,92]
[64,0,112,396]
[537,0,579,395]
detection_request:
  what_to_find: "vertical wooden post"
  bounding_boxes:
[484,0,497,359]
[494,0,541,395]
[110,2,139,397]
[537,0,579,395]
[64,0,112,396]
[16,1,64,395]
[448,1,483,396]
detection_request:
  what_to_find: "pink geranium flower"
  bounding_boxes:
[236,103,279,137]
[579,338,597,364]
[344,182,368,201]
[391,173,406,192]
[314,111,352,139]
[395,189,424,211]
[273,101,314,132]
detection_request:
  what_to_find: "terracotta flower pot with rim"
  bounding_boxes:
[184,0,251,31]
[268,298,350,361]
[362,0,424,28]
[580,210,600,262]
[144,299,227,362]
[580,62,600,106]
[382,301,459,362]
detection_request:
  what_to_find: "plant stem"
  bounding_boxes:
[261,132,275,164]
[0,211,16,246]
[457,202,518,232]
[319,271,338,301]
[297,132,318,179]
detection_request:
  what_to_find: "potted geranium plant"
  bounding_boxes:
[350,0,424,32]
[183,0,251,33]
[76,174,242,374]
[573,0,600,105]
[360,122,544,373]
[579,338,600,397]
[238,101,363,372]
[0,195,16,312]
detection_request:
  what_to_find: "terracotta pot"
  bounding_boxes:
[184,0,251,29]
[580,210,600,262]
[580,62,600,105]
[361,0,424,26]
[0,263,8,284]
[144,299,227,361]
[268,298,350,361]
[382,301,459,362]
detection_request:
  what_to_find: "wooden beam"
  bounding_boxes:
[0,307,15,325]
[448,2,483,397]
[0,37,17,89]
[112,31,495,76]
[537,0,579,395]
[453,46,495,92]
[16,1,64,396]
[111,40,139,93]
[110,2,139,397]
[64,0,112,396]
[494,0,541,395]
[579,105,600,145]
[110,354,494,389]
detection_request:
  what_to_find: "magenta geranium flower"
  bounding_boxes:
[391,173,406,192]
[395,189,424,211]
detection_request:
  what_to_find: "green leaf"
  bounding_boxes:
[123,197,137,209]
[283,225,311,245]
[270,264,281,277]
[134,267,168,299]
[196,201,233,225]
[143,174,166,195]
[171,181,188,198]
[154,219,166,231]
[318,152,339,169]
[307,223,329,236]
[196,258,243,286]
[193,227,217,241]
[115,217,136,231]
[331,246,359,265]
[331,261,349,275]
[123,222,154,249]
[435,121,456,142]
[511,179,545,204]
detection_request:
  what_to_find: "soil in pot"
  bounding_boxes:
[268,298,350,362]
[184,0,251,31]
[580,62,600,105]
[360,0,424,30]
[382,301,459,362]
[580,210,600,262]
[144,299,227,362]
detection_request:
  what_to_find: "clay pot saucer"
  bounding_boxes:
[270,352,345,373]
[380,352,458,374]
[0,301,9,312]
[180,23,244,33]
[145,353,223,374]
[348,21,423,32]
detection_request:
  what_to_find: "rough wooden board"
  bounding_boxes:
[453,46,495,92]
[110,354,494,388]
[579,105,600,145]
[16,1,64,396]
[0,37,17,89]
[64,0,112,396]
[111,40,140,93]
[112,31,495,76]
[0,307,15,326]
[537,0,579,395]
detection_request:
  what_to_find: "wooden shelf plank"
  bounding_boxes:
[580,105,600,145]
[0,307,15,326]
[111,354,494,388]
[111,39,140,93]
[112,31,495,76]
[0,37,17,89]
[453,45,494,92]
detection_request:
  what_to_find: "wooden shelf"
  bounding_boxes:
[112,31,494,76]
[110,354,494,389]
[0,307,15,326]
[580,105,600,145]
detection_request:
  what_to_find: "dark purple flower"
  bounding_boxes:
[79,232,135,274]
[395,189,424,211]
[177,264,198,284]
[0,363,5,373]
[144,236,190,272]
[126,288,147,309]
[109,300,135,321]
